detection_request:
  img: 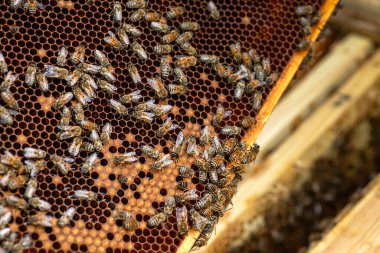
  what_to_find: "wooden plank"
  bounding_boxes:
[309,175,380,253]
[255,34,374,162]
[196,49,380,253]
[345,0,380,27]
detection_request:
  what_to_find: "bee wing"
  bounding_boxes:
[6,108,19,116]
[60,46,68,56]
[208,1,216,10]
[147,79,161,93]
[203,150,209,160]
[201,126,209,136]
[102,123,112,134]
[129,90,141,97]
[108,30,117,39]
[125,151,137,157]
[175,131,184,146]
[89,129,100,141]
[176,206,187,221]
[36,1,44,10]
[23,1,29,9]
[161,159,173,168]
[223,110,232,119]
[160,105,172,113]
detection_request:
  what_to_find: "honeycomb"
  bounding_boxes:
[0,0,328,252]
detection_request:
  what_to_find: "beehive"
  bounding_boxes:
[0,0,337,252]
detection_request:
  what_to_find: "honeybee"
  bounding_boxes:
[25,63,37,86]
[112,210,131,221]
[9,0,23,9]
[252,91,262,111]
[132,111,155,124]
[112,1,123,23]
[163,196,176,215]
[168,84,187,95]
[228,142,246,163]
[36,72,49,92]
[117,28,131,49]
[0,211,11,230]
[1,91,19,110]
[100,67,116,82]
[167,6,185,19]
[160,55,172,80]
[123,23,143,37]
[0,227,11,242]
[174,55,197,68]
[162,29,179,44]
[28,214,52,227]
[207,1,220,21]
[109,99,128,116]
[89,129,102,150]
[56,46,68,67]
[180,22,199,31]
[150,22,170,33]
[100,123,112,144]
[70,45,85,64]
[1,151,23,168]
[213,194,226,216]
[213,63,232,79]
[176,206,189,235]
[24,147,46,159]
[186,136,199,156]
[80,62,101,75]
[242,143,260,164]
[8,175,27,190]
[190,209,208,232]
[230,42,242,63]
[127,63,141,84]
[234,81,246,101]
[73,87,91,105]
[220,125,242,137]
[260,58,271,75]
[296,40,311,51]
[245,79,260,94]
[117,174,128,184]
[124,216,139,231]
[171,131,184,159]
[50,154,72,175]
[0,52,8,73]
[240,116,256,129]
[44,65,69,79]
[299,17,312,35]
[212,103,232,128]
[104,31,122,50]
[145,11,161,22]
[154,44,173,56]
[132,42,148,60]
[65,68,82,87]
[178,166,195,178]
[98,80,117,95]
[230,173,243,187]
[141,145,160,159]
[58,125,82,140]
[210,136,223,154]
[157,117,178,138]
[73,103,84,122]
[176,31,193,45]
[94,49,110,67]
[194,150,210,171]
[210,153,224,168]
[180,42,197,56]
[199,54,219,65]
[120,90,142,105]
[24,0,45,14]
[6,195,27,210]
[147,77,168,100]
[240,52,252,68]
[52,92,73,111]
[0,170,13,188]
[77,118,98,131]
[126,0,146,9]
[173,67,188,86]
[58,206,76,227]
[248,48,260,64]
[174,189,198,203]
[130,9,146,22]
[29,197,51,211]
[266,71,279,86]
[72,189,97,201]
[177,181,187,190]
[147,212,167,227]
[199,126,209,146]
[81,81,97,100]
[151,154,173,171]
[295,5,314,16]
[81,153,98,174]
[134,98,155,112]
[114,152,138,165]
[24,160,46,178]
[311,11,321,26]
[0,164,8,174]
[0,72,19,91]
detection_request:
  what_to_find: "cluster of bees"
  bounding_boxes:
[8,0,45,15]
[295,5,321,51]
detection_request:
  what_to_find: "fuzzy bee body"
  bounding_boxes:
[141,145,160,159]
[157,117,178,138]
[114,152,138,165]
[57,46,68,67]
[58,207,76,227]
[176,206,189,235]
[72,190,97,201]
[151,154,173,171]
[167,6,185,20]
[28,214,52,227]
[178,166,195,178]
[147,212,167,227]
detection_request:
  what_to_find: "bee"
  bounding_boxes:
[52,92,73,111]
[98,80,117,95]
[221,125,242,137]
[241,52,252,68]
[210,136,223,155]
[132,42,148,60]
[210,153,224,168]
[186,136,199,156]
[0,52,8,73]
[0,222,11,237]
[0,72,19,91]
[248,48,260,64]
[173,67,188,86]
[25,63,37,86]
[245,79,260,94]
[100,123,112,144]
[147,77,168,100]
[124,216,139,231]
[261,57,271,75]
[147,212,167,227]
[109,99,128,116]
[28,197,51,211]
[210,167,220,185]
[228,142,246,163]
[222,138,237,155]
[117,174,128,184]
[44,65,68,80]
[50,154,71,175]
[81,80,97,100]
[296,39,311,51]
[100,67,116,82]
[126,0,146,9]
[132,111,155,124]
[162,29,180,44]
[194,150,210,170]
[0,170,13,188]
[230,173,243,187]
[180,22,199,31]
[193,237,207,249]
[127,63,141,84]
[24,147,46,159]
[79,62,101,75]
[177,180,188,190]
[114,152,138,165]
[56,46,68,67]
[24,0,45,14]
[141,145,160,159]
[157,117,178,138]
[167,6,185,19]
[252,91,262,111]
[65,68,82,87]
[23,179,37,199]
[164,196,176,215]
[28,214,52,227]
[168,84,187,95]
[1,151,23,168]
[174,55,197,68]
[130,9,146,22]
[198,126,209,146]
[266,71,279,86]
[212,103,232,128]
[89,129,102,150]
[81,74,97,91]
[176,31,194,45]
[175,189,198,203]
[72,189,97,201]
[112,1,123,23]
[73,103,84,122]
[171,131,185,159]
[77,118,98,131]
[176,206,189,235]
[180,42,197,56]
[104,31,122,50]
[0,163,9,174]
[73,87,91,105]
[70,45,85,64]
[135,98,155,112]
[94,49,110,67]
[151,154,173,171]
[160,55,172,80]
[178,166,195,178]
[207,1,220,21]
[1,91,19,110]
[6,195,27,210]
[150,22,170,33]
[299,17,312,35]
[81,152,98,174]
[24,160,46,178]
[213,63,232,79]
[240,116,256,129]
[8,175,27,190]
[36,72,49,92]
[58,206,76,227]
[234,81,246,101]
[242,143,260,164]
[199,54,219,65]
[311,11,321,26]
[230,42,242,63]
[58,125,82,141]
[190,209,208,232]
[295,5,314,16]
[117,28,130,49]
[9,0,23,9]
[112,209,132,220]
[145,11,161,22]
[123,24,143,37]
[213,194,226,216]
